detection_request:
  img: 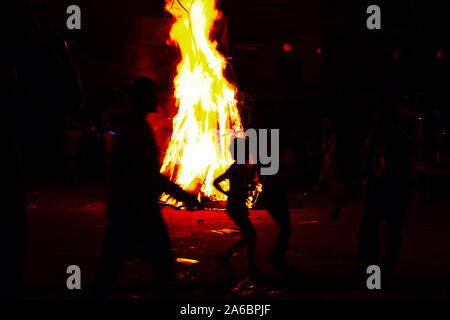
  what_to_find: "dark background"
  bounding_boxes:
[21,0,450,195]
[4,0,449,301]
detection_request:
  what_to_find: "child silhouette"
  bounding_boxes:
[213,137,259,278]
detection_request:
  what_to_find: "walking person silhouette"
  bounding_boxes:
[213,137,260,279]
[358,94,421,273]
[259,134,295,274]
[331,93,421,274]
[2,0,83,298]
[92,77,200,298]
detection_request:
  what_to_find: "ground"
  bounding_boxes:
[22,182,450,300]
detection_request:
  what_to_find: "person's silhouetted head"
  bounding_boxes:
[127,77,157,115]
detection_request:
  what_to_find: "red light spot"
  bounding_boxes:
[317,48,321,55]
[437,48,444,59]
[282,43,292,52]
[392,48,402,61]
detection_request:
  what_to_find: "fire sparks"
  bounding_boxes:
[161,0,243,206]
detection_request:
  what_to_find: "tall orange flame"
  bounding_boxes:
[161,0,243,205]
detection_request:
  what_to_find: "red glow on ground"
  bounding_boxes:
[317,48,321,55]
[437,48,444,59]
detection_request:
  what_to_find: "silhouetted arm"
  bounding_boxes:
[213,166,232,197]
[158,173,200,207]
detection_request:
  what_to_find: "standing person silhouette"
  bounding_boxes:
[2,0,82,298]
[331,93,421,274]
[92,77,200,298]
[213,137,259,279]
[259,131,294,273]
[358,94,421,273]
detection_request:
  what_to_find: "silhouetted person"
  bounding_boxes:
[213,137,259,278]
[2,0,82,298]
[316,117,337,194]
[259,138,294,272]
[357,94,421,273]
[92,77,199,298]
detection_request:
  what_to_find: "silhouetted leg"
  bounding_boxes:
[221,237,249,259]
[221,209,257,272]
[384,213,405,272]
[245,223,257,272]
[235,213,257,272]
[220,207,246,259]
[359,181,384,266]
[384,185,412,272]
[1,136,26,298]
[358,205,382,266]
[2,214,26,298]
[92,219,129,298]
[266,200,292,262]
[143,216,175,298]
